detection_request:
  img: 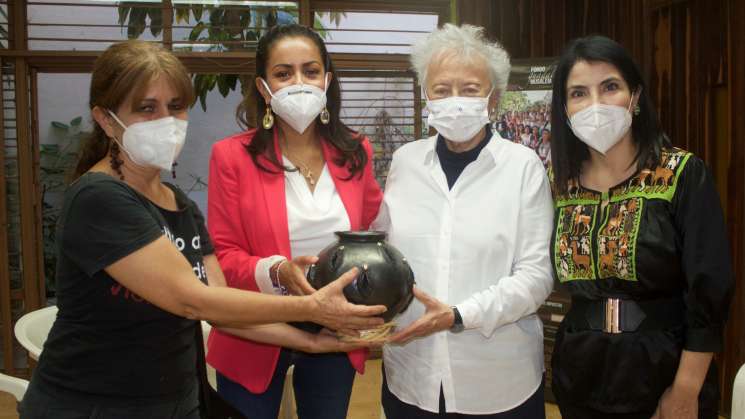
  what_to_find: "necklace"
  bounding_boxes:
[294,160,316,186]
[279,130,318,187]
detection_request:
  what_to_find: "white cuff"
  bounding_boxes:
[455,300,481,331]
[255,255,287,295]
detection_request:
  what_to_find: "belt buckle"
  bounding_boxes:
[603,298,621,334]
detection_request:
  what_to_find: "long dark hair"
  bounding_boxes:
[237,24,367,177]
[73,40,193,180]
[550,35,671,194]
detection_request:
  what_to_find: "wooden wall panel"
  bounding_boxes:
[457,0,648,68]
[724,0,745,413]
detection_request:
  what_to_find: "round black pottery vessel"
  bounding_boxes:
[304,231,415,330]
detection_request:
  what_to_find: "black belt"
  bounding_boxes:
[565,296,685,334]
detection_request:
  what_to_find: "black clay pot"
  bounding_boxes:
[307,231,415,323]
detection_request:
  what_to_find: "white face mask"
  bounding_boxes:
[425,89,492,143]
[261,74,328,134]
[568,96,634,155]
[108,111,188,171]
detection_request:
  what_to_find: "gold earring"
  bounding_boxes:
[319,108,330,125]
[262,106,274,130]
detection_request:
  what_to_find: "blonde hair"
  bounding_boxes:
[73,40,194,179]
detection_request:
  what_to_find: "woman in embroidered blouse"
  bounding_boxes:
[206,24,383,419]
[549,35,733,419]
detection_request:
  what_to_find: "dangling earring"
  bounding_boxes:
[109,140,125,181]
[634,105,641,116]
[262,105,274,130]
[171,161,178,179]
[319,108,330,125]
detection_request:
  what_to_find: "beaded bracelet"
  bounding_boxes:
[270,259,287,290]
[269,259,290,295]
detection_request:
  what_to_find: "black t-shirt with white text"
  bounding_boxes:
[32,172,214,401]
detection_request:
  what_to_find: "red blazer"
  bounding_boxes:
[206,129,383,394]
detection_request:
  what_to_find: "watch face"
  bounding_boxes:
[450,307,464,333]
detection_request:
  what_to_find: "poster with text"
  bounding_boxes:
[496,59,556,169]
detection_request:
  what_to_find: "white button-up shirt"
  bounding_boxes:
[255,160,350,294]
[373,133,554,414]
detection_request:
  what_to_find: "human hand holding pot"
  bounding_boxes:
[307,267,387,331]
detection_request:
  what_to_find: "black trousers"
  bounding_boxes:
[381,371,546,419]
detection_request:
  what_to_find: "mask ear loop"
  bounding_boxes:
[105,110,143,168]
[322,72,330,93]
[486,85,497,121]
[106,110,129,148]
[259,78,276,101]
[628,87,642,115]
[107,110,128,130]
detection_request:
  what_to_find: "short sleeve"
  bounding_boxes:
[673,156,734,352]
[60,178,164,277]
[190,201,214,256]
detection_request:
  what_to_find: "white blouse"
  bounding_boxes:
[254,157,350,294]
[372,133,554,414]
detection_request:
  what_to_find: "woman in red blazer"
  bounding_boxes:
[206,24,383,419]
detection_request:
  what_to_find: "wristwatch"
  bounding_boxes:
[450,306,464,333]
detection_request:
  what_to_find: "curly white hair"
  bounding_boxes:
[411,23,511,93]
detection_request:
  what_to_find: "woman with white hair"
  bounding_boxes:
[373,24,554,418]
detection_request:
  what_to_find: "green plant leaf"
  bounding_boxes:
[227,74,238,91]
[118,6,131,26]
[149,8,163,37]
[206,74,217,91]
[209,8,225,27]
[70,116,82,126]
[189,22,206,41]
[192,5,204,21]
[127,7,147,39]
[40,144,60,153]
[314,16,328,38]
[217,75,230,97]
[193,74,208,111]
[174,6,190,24]
[239,9,252,31]
[199,90,208,111]
[51,121,69,130]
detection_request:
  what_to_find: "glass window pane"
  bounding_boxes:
[338,74,421,184]
[27,1,163,50]
[314,11,438,54]
[26,1,298,51]
[171,2,298,52]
